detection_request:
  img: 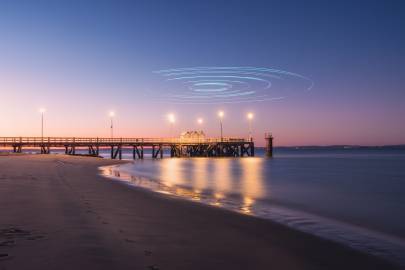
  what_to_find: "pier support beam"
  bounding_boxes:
[12,145,22,153]
[111,145,122,160]
[160,144,163,158]
[88,145,98,156]
[133,145,144,159]
[152,144,163,159]
[241,143,255,157]
[65,145,75,155]
[170,145,182,157]
[40,145,50,154]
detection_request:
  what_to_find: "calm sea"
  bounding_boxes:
[99,148,405,265]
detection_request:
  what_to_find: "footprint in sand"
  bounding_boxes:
[0,240,15,247]
[27,235,45,241]
[0,253,12,261]
[125,239,136,243]
[0,227,45,244]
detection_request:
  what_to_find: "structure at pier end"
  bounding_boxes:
[265,133,273,158]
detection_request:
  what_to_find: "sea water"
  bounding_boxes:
[100,148,405,265]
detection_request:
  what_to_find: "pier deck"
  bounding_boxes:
[0,137,254,159]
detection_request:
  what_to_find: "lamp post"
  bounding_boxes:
[197,118,204,142]
[39,108,46,143]
[168,113,175,138]
[109,111,115,139]
[218,111,224,141]
[247,112,254,141]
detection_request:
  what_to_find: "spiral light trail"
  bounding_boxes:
[153,67,313,104]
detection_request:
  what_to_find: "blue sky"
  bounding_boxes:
[1,0,404,145]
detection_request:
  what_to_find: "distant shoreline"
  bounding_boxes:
[266,145,405,150]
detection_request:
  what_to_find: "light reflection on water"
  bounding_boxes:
[100,152,405,266]
[100,157,266,215]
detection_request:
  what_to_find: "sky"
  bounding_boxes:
[0,0,404,146]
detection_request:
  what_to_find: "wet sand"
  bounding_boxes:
[0,155,400,270]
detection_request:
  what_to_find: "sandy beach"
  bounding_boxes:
[0,155,399,270]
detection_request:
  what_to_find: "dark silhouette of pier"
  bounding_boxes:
[0,137,255,159]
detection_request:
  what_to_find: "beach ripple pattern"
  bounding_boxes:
[154,67,313,104]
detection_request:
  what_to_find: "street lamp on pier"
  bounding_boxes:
[39,108,46,142]
[109,111,115,139]
[218,111,224,141]
[247,112,254,141]
[168,113,176,138]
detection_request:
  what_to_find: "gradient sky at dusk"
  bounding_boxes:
[1,0,404,146]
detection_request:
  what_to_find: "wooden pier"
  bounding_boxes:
[0,137,254,159]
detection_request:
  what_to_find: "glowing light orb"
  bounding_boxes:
[167,113,176,123]
[153,67,313,104]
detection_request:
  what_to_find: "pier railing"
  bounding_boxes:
[0,136,249,145]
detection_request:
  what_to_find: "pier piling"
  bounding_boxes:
[265,133,273,158]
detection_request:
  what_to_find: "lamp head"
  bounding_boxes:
[168,113,175,123]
